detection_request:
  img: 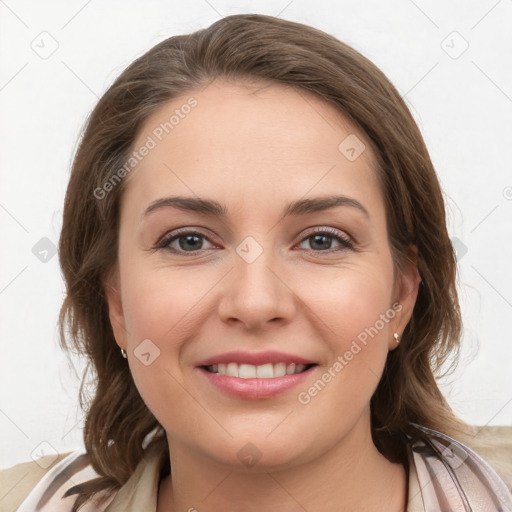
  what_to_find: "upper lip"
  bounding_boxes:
[195,351,317,367]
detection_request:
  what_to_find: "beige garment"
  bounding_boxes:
[2,425,512,512]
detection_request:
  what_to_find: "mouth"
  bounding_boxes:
[196,361,318,399]
[194,350,319,399]
[201,362,317,379]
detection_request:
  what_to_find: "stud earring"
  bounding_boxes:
[393,332,400,344]
[121,348,127,359]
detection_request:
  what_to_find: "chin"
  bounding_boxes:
[198,434,313,473]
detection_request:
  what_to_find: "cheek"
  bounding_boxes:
[296,264,394,391]
[304,264,394,338]
[120,265,206,344]
[119,269,202,430]
[118,265,218,407]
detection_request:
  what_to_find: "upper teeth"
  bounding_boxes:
[207,362,308,379]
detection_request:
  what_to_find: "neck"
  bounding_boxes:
[157,419,407,512]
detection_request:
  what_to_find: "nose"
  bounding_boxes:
[217,241,297,331]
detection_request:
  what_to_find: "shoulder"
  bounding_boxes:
[0,450,107,512]
[0,452,73,512]
[463,425,512,491]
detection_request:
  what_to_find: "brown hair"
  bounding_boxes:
[58,13,470,511]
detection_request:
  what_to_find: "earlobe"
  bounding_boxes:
[103,267,127,350]
[390,245,421,349]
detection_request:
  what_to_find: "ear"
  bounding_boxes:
[389,245,421,350]
[103,265,128,351]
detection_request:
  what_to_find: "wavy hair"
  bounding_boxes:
[58,14,470,511]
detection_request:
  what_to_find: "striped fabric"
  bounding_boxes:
[7,423,512,512]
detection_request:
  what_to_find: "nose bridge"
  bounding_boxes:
[234,234,281,296]
[218,234,294,327]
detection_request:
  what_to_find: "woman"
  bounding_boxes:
[3,13,512,512]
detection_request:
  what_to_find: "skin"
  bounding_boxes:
[105,79,420,512]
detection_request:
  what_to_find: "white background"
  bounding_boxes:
[1,0,511,470]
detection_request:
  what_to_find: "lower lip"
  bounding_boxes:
[197,366,316,399]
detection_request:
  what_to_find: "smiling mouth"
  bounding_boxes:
[202,362,317,379]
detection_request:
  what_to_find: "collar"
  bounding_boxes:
[104,442,167,512]
[17,423,512,512]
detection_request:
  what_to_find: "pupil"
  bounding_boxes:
[311,234,331,250]
[180,235,201,251]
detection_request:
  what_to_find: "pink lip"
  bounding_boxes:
[195,350,315,367]
[197,365,316,399]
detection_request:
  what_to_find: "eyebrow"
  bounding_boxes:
[142,194,370,220]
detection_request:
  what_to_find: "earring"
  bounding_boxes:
[393,332,400,344]
[120,348,127,359]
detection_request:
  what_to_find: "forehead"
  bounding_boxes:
[123,79,382,218]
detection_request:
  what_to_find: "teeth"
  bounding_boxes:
[207,362,309,378]
[256,363,274,378]
[226,362,238,377]
[239,364,257,378]
[274,362,287,377]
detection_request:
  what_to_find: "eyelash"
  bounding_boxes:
[154,226,355,255]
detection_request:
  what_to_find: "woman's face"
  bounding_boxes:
[106,79,418,470]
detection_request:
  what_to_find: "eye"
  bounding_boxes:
[297,227,354,252]
[155,226,354,255]
[156,230,216,254]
